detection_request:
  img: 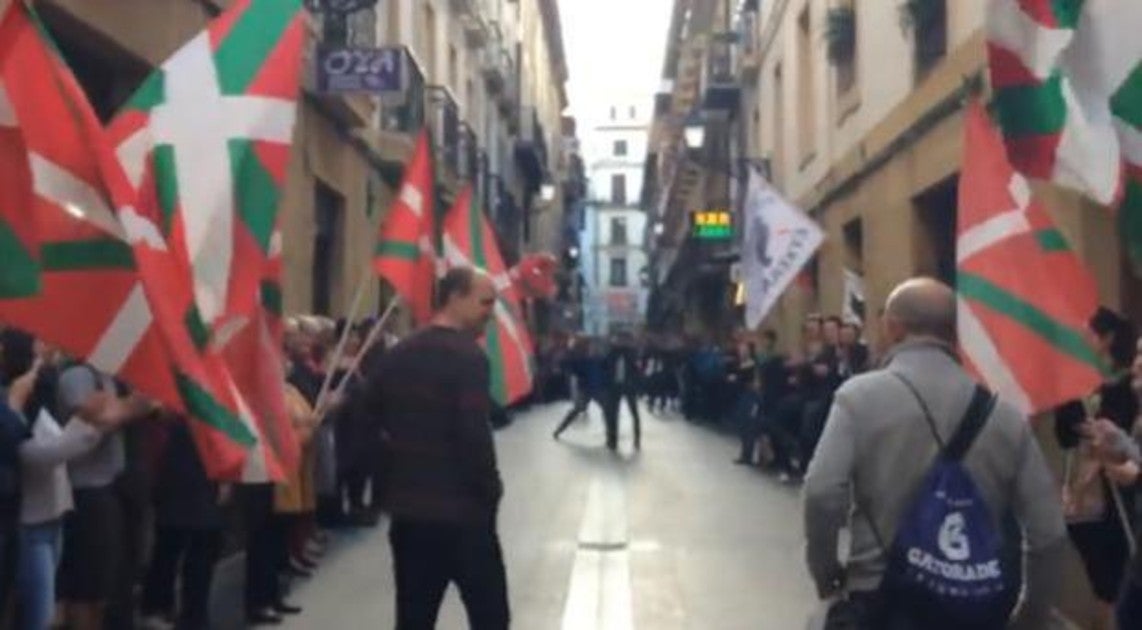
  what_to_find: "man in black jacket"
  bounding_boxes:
[358,267,507,630]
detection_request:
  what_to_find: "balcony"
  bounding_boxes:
[379,47,427,133]
[514,106,548,192]
[481,23,507,93]
[347,46,425,181]
[498,49,519,127]
[702,32,741,114]
[427,85,461,176]
[736,7,760,83]
[451,0,491,49]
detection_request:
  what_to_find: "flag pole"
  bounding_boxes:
[315,293,401,422]
[311,274,369,416]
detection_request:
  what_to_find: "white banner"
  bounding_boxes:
[742,170,825,330]
[842,267,866,326]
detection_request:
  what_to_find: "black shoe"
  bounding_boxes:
[274,601,303,615]
[247,608,283,625]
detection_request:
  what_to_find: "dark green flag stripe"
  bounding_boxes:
[41,238,135,272]
[958,271,1104,373]
[375,240,419,261]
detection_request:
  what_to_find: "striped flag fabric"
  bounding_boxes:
[957,100,1104,415]
[443,185,535,405]
[987,0,1142,270]
[110,0,305,338]
[0,62,36,301]
[0,1,255,477]
[107,0,305,480]
[373,130,437,324]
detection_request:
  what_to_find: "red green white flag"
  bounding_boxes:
[110,0,305,338]
[0,63,36,301]
[987,0,1142,271]
[0,2,255,477]
[957,100,1104,415]
[443,185,535,405]
[373,130,437,324]
[107,0,305,480]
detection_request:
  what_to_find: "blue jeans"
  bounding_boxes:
[17,520,62,630]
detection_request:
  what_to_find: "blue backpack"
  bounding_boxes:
[872,377,1012,628]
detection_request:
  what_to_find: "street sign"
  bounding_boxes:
[316,47,402,94]
[690,210,734,240]
[304,0,377,13]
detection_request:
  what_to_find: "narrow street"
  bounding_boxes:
[280,402,818,629]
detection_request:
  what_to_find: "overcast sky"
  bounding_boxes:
[558,0,673,127]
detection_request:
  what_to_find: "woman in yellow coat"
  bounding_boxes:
[274,382,319,575]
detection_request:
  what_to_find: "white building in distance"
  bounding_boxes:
[581,100,650,336]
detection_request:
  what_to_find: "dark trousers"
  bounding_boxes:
[1119,578,1142,629]
[553,392,604,437]
[762,394,805,473]
[389,519,509,630]
[622,388,641,445]
[0,524,15,622]
[607,388,640,448]
[737,417,761,463]
[240,484,281,611]
[141,527,221,626]
[603,392,619,449]
[342,466,369,513]
[800,396,832,465]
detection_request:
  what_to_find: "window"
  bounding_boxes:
[43,6,149,123]
[913,0,947,82]
[611,174,627,205]
[834,3,858,96]
[610,257,628,287]
[610,106,617,120]
[448,45,458,88]
[422,4,437,81]
[796,7,816,163]
[629,106,636,119]
[312,182,345,315]
[773,62,785,186]
[611,217,628,245]
[613,140,628,157]
[387,0,401,43]
[914,177,958,286]
[843,218,864,272]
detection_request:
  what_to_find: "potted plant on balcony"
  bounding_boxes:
[825,5,856,66]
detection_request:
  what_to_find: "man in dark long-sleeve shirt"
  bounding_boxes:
[358,267,507,630]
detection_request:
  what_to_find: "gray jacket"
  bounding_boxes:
[803,340,1067,628]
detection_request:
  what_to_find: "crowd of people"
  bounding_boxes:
[4,268,1142,630]
[0,313,399,629]
[536,313,872,482]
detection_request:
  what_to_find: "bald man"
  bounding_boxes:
[803,278,1066,629]
[357,267,508,630]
